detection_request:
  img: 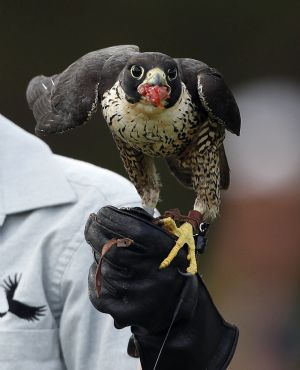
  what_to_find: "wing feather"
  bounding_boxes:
[175,58,241,135]
[1,274,21,301]
[219,144,230,189]
[10,300,46,322]
[197,67,241,135]
[26,45,139,136]
[172,58,239,190]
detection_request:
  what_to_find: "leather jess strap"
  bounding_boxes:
[155,208,203,232]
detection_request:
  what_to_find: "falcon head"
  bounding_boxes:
[119,53,182,110]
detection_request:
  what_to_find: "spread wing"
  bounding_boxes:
[2,274,21,302]
[26,45,139,137]
[9,300,46,322]
[1,274,46,321]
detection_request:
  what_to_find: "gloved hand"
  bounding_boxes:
[85,206,238,370]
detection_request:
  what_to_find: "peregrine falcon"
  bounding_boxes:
[26,45,241,274]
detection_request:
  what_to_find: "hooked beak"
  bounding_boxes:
[137,68,171,107]
[143,68,169,87]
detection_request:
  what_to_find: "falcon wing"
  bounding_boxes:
[26,45,139,137]
[175,58,241,135]
[219,143,230,189]
[168,58,241,190]
[197,66,241,135]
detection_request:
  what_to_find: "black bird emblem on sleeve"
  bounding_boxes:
[0,274,46,322]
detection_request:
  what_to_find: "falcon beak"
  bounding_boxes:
[137,68,171,107]
[142,68,170,91]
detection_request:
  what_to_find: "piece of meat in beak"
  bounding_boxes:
[138,68,170,107]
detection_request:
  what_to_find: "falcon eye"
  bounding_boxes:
[167,68,177,81]
[130,65,144,79]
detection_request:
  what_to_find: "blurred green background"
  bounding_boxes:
[1,1,300,369]
[0,0,299,213]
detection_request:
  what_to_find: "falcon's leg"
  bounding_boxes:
[192,148,221,221]
[160,217,197,274]
[160,133,223,274]
[114,136,161,211]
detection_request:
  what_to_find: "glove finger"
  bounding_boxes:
[88,261,138,328]
[85,213,146,268]
[88,261,118,313]
[97,206,177,250]
[85,213,111,252]
[85,213,134,253]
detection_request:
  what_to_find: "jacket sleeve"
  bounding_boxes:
[59,241,139,370]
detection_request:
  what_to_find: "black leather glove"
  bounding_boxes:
[85,206,238,370]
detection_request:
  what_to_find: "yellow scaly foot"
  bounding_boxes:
[160,217,197,274]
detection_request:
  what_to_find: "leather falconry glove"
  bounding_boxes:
[85,206,238,370]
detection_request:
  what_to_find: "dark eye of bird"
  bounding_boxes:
[130,65,144,79]
[167,68,177,81]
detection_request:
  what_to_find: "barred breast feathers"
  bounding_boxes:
[101,82,201,156]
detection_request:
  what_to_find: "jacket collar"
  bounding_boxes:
[0,114,77,226]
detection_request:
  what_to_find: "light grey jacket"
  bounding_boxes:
[0,114,141,370]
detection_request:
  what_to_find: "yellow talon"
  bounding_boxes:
[160,217,198,274]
